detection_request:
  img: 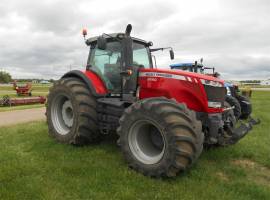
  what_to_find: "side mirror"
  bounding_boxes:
[169,49,174,60]
[97,36,107,50]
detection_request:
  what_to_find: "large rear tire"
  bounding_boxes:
[117,97,204,177]
[46,77,100,145]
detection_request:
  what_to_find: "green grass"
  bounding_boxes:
[0,84,52,91]
[240,85,270,88]
[0,91,269,200]
[0,84,50,96]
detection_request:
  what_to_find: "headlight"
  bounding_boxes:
[208,101,222,108]
[201,79,223,87]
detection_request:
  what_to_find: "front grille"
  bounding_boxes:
[204,85,226,105]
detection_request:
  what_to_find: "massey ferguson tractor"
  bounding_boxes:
[46,25,258,178]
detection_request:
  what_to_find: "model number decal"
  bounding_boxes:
[139,72,186,81]
[147,77,158,81]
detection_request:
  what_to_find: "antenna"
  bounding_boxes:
[200,58,203,64]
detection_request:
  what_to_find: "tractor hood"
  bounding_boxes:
[140,68,224,86]
[139,68,226,114]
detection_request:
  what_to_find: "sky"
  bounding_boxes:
[0,0,269,80]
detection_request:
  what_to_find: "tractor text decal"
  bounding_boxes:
[139,72,186,81]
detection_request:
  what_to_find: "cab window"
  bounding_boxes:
[89,41,122,91]
[89,41,151,92]
[133,42,151,68]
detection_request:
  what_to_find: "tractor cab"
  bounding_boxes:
[85,26,174,101]
[86,33,153,94]
[170,62,220,77]
[170,62,204,73]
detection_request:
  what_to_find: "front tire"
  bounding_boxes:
[46,77,100,145]
[225,95,241,120]
[117,97,204,177]
[236,95,252,119]
[215,102,237,147]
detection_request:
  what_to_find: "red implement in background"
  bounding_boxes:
[13,81,33,96]
[0,96,46,107]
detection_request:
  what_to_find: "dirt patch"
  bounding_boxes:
[0,107,45,127]
[216,171,229,181]
[232,159,257,169]
[231,159,270,187]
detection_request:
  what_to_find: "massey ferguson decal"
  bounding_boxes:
[139,72,186,81]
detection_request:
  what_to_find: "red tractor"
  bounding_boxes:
[46,25,258,177]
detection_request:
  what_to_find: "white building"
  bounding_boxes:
[40,80,50,84]
[260,79,270,86]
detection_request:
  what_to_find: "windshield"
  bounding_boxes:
[88,40,151,92]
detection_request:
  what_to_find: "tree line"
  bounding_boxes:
[0,71,12,83]
[0,71,55,83]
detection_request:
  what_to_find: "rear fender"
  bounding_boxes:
[62,70,108,96]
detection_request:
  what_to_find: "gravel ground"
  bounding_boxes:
[0,107,46,127]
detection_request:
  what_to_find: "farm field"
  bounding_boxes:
[0,83,50,95]
[0,91,269,200]
[0,84,50,112]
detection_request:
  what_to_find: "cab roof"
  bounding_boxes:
[85,33,149,46]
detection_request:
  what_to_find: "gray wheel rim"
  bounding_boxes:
[128,120,165,165]
[51,94,74,135]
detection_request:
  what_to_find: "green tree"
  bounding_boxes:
[0,71,12,83]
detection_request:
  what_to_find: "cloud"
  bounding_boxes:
[0,0,269,80]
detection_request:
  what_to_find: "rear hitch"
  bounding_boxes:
[248,116,260,125]
[227,116,260,145]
